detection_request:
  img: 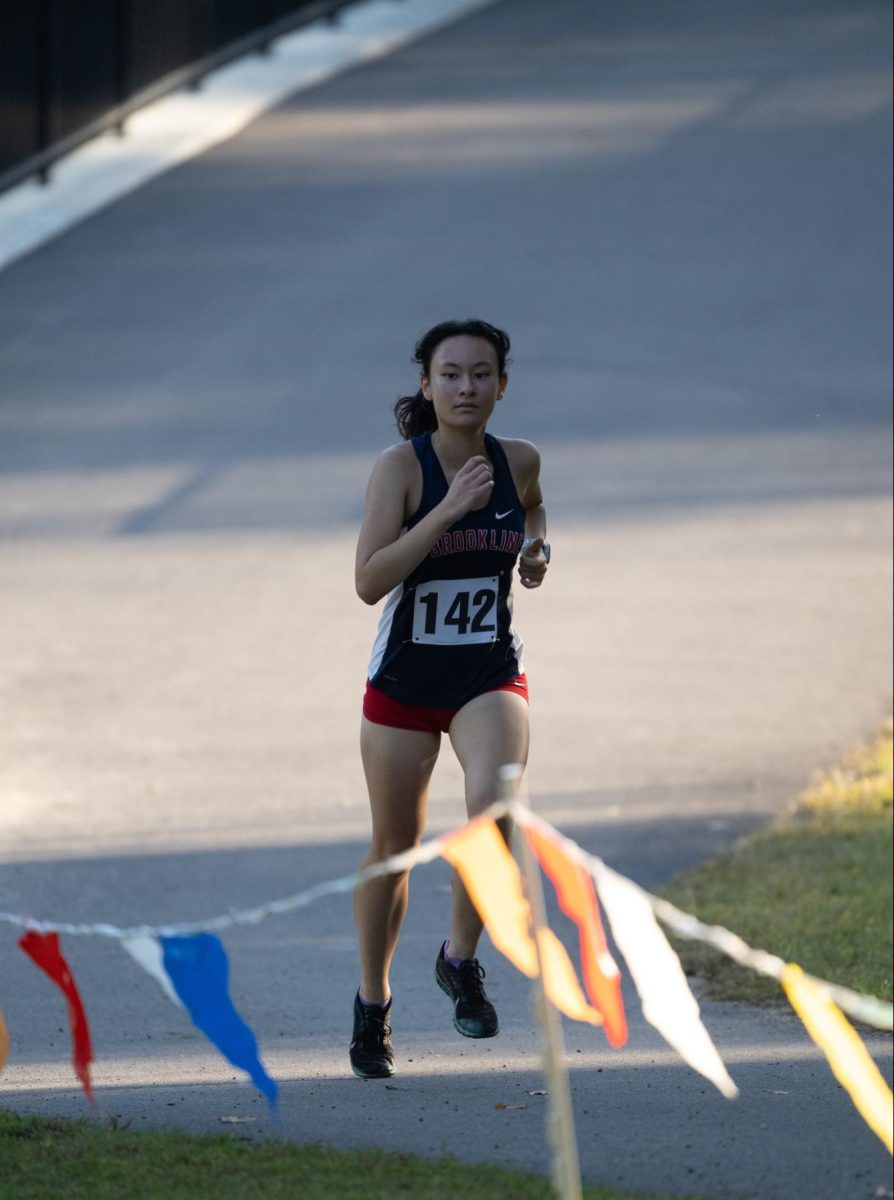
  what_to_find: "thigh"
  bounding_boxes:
[360,717,441,854]
[448,690,530,816]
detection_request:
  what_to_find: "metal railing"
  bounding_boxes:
[0,0,359,194]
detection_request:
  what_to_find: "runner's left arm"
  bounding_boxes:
[518,445,548,590]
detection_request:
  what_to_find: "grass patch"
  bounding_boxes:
[0,1110,706,1200]
[661,720,893,1004]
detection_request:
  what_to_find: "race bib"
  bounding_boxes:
[412,577,499,645]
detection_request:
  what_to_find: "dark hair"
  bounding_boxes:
[393,319,511,440]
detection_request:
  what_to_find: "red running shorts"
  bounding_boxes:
[363,674,529,735]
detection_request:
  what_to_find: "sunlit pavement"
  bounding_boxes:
[0,1,891,1196]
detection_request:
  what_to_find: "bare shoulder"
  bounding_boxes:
[374,440,417,470]
[497,437,541,472]
[494,437,542,508]
[365,440,422,520]
[367,440,418,486]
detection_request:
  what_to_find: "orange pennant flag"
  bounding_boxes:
[0,1007,9,1075]
[524,822,628,1048]
[441,817,603,1026]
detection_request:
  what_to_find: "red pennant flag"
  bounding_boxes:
[19,931,95,1103]
[524,823,628,1048]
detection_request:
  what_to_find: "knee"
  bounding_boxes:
[464,789,512,844]
[367,830,422,862]
[465,784,498,817]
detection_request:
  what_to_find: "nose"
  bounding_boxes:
[459,377,476,396]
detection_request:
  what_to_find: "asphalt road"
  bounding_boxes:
[0,1,892,1197]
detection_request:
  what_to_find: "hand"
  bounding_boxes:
[442,455,494,520]
[518,536,548,589]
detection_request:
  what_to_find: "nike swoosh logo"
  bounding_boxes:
[495,510,514,520]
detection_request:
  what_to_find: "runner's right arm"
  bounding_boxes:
[355,446,494,604]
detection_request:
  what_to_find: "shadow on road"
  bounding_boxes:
[2,818,892,1200]
[0,0,890,537]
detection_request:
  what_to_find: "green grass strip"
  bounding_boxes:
[0,1111,705,1200]
[661,720,893,1005]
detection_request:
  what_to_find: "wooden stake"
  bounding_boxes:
[500,766,583,1200]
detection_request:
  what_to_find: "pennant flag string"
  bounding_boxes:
[1,798,891,1032]
[510,807,894,1034]
[646,895,894,1033]
[0,815,470,942]
[3,796,892,1151]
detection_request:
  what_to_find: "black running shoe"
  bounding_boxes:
[435,943,499,1038]
[349,992,395,1079]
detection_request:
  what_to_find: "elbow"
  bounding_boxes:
[355,574,381,605]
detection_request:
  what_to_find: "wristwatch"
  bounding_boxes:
[521,538,551,563]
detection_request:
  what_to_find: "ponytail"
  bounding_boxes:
[393,318,511,441]
[394,389,438,439]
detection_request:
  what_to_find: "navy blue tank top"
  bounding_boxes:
[368,431,526,708]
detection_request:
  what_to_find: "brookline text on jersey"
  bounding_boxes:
[429,529,526,558]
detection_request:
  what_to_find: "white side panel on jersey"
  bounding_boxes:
[367,583,404,679]
[506,587,525,674]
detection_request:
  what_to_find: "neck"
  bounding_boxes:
[432,426,488,467]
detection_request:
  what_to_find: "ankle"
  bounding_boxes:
[444,938,475,965]
[359,988,392,1010]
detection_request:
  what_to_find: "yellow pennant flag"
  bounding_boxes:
[782,963,893,1154]
[441,817,603,1026]
[0,1006,9,1075]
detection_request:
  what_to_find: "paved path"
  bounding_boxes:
[0,1,891,1197]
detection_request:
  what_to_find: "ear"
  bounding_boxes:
[497,372,508,401]
[420,373,432,401]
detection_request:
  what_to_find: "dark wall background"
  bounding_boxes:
[0,0,350,187]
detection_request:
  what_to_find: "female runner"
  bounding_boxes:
[350,318,549,1079]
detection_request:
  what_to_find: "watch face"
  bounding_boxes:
[521,539,550,563]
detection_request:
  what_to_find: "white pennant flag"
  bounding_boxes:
[593,862,738,1099]
[121,935,184,1008]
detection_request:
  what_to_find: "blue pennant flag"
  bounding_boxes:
[160,933,278,1111]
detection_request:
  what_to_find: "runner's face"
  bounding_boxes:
[422,336,506,430]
